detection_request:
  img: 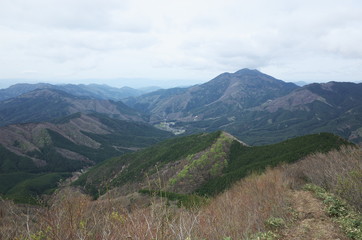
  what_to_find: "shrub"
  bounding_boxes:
[286,146,362,212]
[304,184,362,240]
[194,167,291,239]
[265,217,285,229]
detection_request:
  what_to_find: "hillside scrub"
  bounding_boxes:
[286,145,362,212]
[74,131,222,197]
[1,167,291,240]
[1,145,361,239]
[168,132,233,192]
[303,184,362,240]
[196,132,351,196]
[279,189,353,240]
[193,167,291,239]
[74,132,350,201]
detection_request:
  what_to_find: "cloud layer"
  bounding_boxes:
[0,0,362,87]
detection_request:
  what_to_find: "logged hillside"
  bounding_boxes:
[0,113,172,203]
[0,88,144,126]
[75,131,351,200]
[246,81,362,145]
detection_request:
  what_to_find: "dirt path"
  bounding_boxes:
[280,190,348,240]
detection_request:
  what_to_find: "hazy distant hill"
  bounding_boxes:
[294,81,308,86]
[0,83,53,101]
[0,83,160,101]
[52,84,144,100]
[0,88,144,126]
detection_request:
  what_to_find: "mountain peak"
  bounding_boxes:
[234,68,261,75]
[216,68,261,79]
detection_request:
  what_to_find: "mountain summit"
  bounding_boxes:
[125,69,298,122]
[124,69,362,146]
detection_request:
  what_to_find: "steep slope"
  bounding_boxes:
[0,88,144,126]
[124,69,362,146]
[75,131,350,199]
[259,81,362,113]
[75,131,226,197]
[0,113,172,203]
[220,81,362,145]
[168,81,362,146]
[196,132,351,195]
[125,69,298,122]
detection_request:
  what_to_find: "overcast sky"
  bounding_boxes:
[0,0,362,89]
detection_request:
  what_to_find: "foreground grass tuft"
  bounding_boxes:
[304,184,362,240]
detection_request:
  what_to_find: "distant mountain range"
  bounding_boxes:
[125,69,362,146]
[1,67,361,203]
[1,69,361,147]
[0,83,161,101]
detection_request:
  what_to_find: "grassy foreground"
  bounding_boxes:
[1,146,361,240]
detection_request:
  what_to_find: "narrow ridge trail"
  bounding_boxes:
[280,190,348,240]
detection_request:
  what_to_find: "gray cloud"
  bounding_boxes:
[0,0,362,88]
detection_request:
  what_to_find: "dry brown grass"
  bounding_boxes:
[0,199,35,240]
[0,167,292,240]
[193,167,291,239]
[286,145,362,211]
[279,190,349,240]
[1,146,360,239]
